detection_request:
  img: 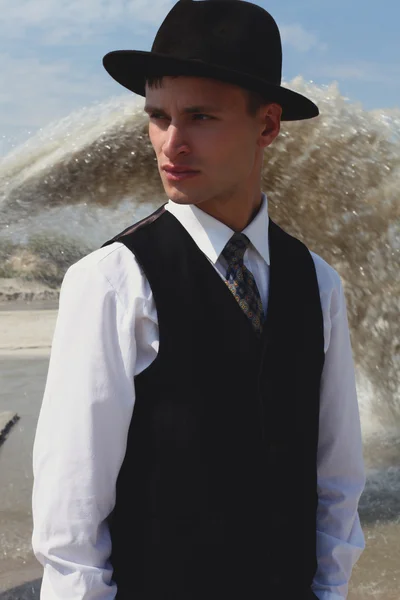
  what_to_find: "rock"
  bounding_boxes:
[0,412,20,447]
[0,279,60,303]
[0,579,41,599]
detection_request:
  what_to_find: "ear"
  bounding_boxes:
[259,103,282,148]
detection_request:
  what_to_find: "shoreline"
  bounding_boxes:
[0,305,58,358]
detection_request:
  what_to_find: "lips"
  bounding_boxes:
[162,165,199,174]
[162,165,200,181]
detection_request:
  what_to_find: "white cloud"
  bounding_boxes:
[0,0,174,43]
[0,53,118,131]
[313,61,400,86]
[0,0,173,146]
[280,24,326,53]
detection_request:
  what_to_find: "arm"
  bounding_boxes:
[32,257,137,599]
[312,271,366,600]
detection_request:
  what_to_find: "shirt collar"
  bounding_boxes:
[164,193,270,266]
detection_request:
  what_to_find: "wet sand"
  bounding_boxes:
[0,302,399,598]
[0,301,58,593]
[0,304,58,358]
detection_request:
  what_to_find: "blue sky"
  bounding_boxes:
[1,0,400,153]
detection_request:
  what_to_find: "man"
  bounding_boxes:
[32,1,365,599]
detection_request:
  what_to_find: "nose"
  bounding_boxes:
[162,123,190,160]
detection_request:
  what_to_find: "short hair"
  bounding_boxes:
[145,75,271,117]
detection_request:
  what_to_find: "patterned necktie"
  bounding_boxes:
[222,232,264,335]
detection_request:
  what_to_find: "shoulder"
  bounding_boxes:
[309,251,343,301]
[309,251,348,352]
[272,221,343,306]
[62,241,148,312]
[69,241,138,274]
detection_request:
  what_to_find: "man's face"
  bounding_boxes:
[145,76,277,207]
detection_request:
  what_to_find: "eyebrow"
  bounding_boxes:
[144,104,221,115]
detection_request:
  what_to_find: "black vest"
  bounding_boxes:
[102,206,324,599]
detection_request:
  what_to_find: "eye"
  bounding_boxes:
[148,112,168,121]
[192,114,213,121]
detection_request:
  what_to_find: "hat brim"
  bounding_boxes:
[103,50,319,122]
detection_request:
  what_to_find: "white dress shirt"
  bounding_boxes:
[32,194,366,600]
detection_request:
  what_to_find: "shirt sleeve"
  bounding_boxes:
[312,268,366,600]
[32,257,137,599]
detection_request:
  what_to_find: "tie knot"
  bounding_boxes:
[222,232,250,266]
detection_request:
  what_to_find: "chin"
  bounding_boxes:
[163,183,200,205]
[169,195,195,205]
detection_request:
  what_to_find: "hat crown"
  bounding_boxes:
[102,0,319,120]
[151,0,282,85]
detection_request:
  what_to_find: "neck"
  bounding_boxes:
[197,188,263,231]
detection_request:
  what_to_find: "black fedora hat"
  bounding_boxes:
[103,0,319,121]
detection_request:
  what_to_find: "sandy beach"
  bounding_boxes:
[0,298,399,599]
[0,306,58,358]
[0,296,58,595]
